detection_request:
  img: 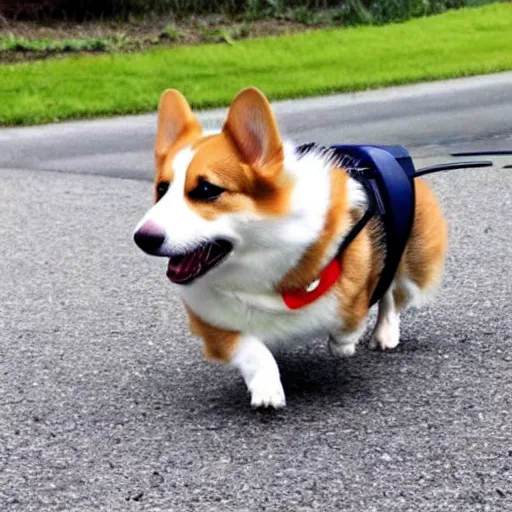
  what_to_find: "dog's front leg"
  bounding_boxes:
[231,335,285,408]
[186,305,285,408]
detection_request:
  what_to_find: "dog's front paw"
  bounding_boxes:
[231,335,286,409]
[248,372,286,409]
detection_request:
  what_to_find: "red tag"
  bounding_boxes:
[281,257,342,310]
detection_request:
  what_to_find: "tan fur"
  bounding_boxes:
[185,303,240,362]
[335,225,376,331]
[154,89,203,201]
[184,131,294,220]
[394,178,448,309]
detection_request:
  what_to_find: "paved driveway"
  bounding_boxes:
[1,74,512,511]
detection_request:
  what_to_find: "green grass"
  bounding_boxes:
[0,34,111,54]
[0,3,511,126]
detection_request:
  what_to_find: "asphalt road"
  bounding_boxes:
[1,73,512,512]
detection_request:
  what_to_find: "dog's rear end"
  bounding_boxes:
[367,178,447,352]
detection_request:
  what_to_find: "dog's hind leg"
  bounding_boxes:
[369,289,400,351]
[329,288,370,357]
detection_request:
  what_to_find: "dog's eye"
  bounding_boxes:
[188,179,225,202]
[156,182,169,201]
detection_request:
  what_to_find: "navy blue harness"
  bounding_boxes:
[308,144,496,307]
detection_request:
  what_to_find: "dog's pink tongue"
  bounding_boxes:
[167,249,202,283]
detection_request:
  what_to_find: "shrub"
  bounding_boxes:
[0,0,495,22]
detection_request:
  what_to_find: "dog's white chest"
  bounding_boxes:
[180,283,342,344]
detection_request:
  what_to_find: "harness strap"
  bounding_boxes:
[281,144,495,309]
[282,144,416,308]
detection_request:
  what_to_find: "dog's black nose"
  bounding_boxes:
[134,220,165,255]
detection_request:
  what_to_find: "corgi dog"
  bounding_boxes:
[134,87,447,409]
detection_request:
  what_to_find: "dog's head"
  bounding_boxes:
[134,87,298,286]
[133,87,348,288]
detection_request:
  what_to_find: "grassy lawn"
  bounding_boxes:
[0,2,511,126]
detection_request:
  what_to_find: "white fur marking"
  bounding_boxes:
[347,177,368,211]
[172,146,195,186]
[135,146,242,256]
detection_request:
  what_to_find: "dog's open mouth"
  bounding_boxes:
[166,239,233,284]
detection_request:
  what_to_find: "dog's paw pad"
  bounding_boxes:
[249,375,286,409]
[328,337,356,358]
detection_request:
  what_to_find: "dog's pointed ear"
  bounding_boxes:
[223,88,283,173]
[155,89,202,160]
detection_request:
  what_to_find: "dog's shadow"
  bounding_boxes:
[188,337,415,420]
[131,330,435,427]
